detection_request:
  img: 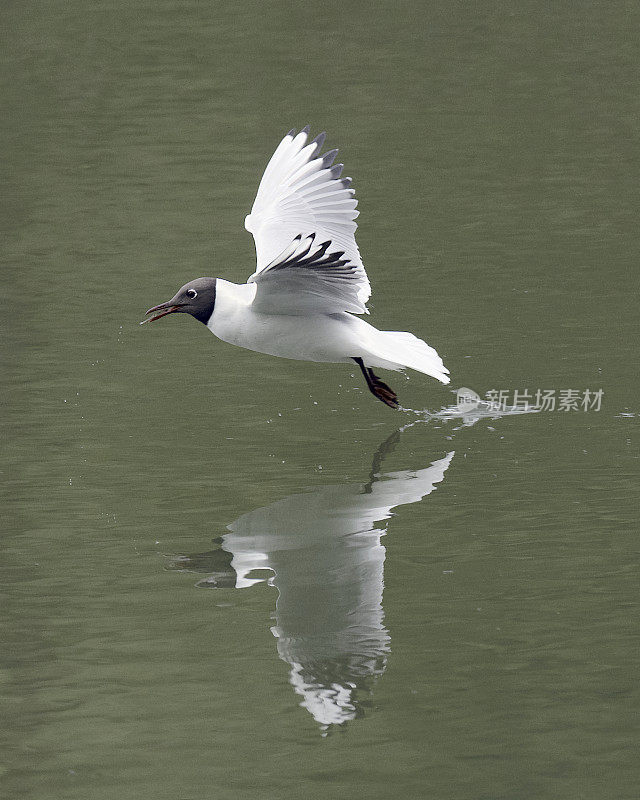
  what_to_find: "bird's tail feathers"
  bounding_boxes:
[367,330,450,384]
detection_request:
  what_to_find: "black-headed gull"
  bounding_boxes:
[142,127,450,408]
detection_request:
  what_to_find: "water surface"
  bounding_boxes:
[2,2,639,799]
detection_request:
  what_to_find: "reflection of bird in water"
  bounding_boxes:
[170,431,454,731]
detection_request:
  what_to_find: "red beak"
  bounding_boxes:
[140,303,184,325]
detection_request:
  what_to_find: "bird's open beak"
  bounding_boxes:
[139,302,184,325]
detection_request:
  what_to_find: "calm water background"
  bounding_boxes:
[2,2,639,798]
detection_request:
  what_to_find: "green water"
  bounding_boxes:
[2,2,639,798]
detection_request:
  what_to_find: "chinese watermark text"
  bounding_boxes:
[456,387,603,413]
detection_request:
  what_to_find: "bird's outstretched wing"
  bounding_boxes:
[244,126,371,312]
[249,233,366,315]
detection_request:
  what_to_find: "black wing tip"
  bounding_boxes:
[311,130,326,146]
[286,126,310,137]
[286,128,296,137]
[322,148,339,167]
[268,232,355,273]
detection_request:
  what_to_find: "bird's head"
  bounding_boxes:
[141,277,217,326]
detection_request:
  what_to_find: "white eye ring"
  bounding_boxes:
[186,288,198,299]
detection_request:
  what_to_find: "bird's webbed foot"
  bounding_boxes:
[352,357,399,409]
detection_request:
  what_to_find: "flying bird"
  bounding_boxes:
[142,127,450,408]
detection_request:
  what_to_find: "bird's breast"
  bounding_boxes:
[207,281,359,364]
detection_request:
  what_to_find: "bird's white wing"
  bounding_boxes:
[244,126,371,311]
[249,233,366,315]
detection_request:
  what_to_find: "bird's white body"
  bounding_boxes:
[208,279,358,364]
[209,277,449,378]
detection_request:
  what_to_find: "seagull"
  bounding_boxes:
[142,126,450,408]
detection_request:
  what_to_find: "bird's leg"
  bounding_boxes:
[352,357,399,409]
